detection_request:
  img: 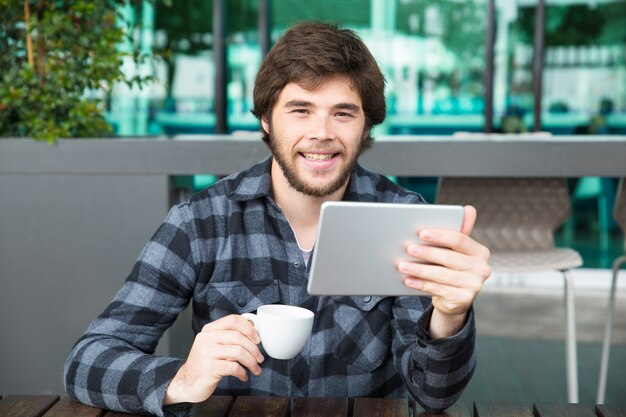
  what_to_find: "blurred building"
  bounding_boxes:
[105,0,626,137]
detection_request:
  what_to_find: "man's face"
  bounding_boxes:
[262,76,368,198]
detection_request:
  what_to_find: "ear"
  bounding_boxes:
[261,116,270,134]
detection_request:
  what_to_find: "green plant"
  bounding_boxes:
[0,0,152,142]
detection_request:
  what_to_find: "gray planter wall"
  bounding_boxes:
[0,174,171,394]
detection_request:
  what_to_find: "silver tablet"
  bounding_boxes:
[307,202,464,296]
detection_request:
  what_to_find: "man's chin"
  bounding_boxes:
[272,151,355,198]
[289,176,349,198]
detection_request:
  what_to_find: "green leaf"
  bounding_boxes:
[0,0,158,142]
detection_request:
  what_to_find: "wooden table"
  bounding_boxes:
[1,395,625,417]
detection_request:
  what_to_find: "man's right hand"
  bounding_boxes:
[163,314,264,405]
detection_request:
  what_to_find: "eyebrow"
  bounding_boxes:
[283,100,361,113]
[334,103,361,113]
[284,100,314,108]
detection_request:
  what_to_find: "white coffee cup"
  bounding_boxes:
[242,304,314,360]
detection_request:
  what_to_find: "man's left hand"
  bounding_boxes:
[398,205,491,338]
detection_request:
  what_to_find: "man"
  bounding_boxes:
[64,21,490,417]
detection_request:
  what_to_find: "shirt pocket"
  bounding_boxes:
[205,279,281,321]
[332,296,392,372]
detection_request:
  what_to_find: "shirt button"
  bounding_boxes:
[362,296,372,303]
[237,298,246,308]
[293,261,300,268]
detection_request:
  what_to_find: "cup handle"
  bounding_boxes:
[241,312,257,328]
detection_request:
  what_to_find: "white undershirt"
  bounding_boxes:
[287,220,313,266]
[301,247,313,266]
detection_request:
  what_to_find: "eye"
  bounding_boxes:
[335,111,354,119]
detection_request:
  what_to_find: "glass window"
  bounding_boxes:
[271,0,488,136]
[542,0,626,135]
[272,1,369,28]
[104,1,166,137]
[387,0,487,135]
[493,1,536,133]
[140,0,490,138]
[149,1,262,136]
[227,0,262,133]
[151,0,214,136]
[104,0,625,137]
[494,0,626,134]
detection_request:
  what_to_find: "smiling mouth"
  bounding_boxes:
[301,152,338,161]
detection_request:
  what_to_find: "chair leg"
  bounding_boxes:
[563,269,579,403]
[597,255,626,404]
[598,195,609,257]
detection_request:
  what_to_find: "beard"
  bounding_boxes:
[267,129,368,198]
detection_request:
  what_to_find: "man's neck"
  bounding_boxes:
[270,160,348,250]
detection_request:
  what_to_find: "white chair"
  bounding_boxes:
[436,177,583,403]
[597,178,626,404]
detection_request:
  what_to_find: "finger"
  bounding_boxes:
[399,261,456,287]
[406,244,491,280]
[398,262,484,291]
[419,228,490,259]
[404,275,451,298]
[211,359,250,382]
[201,314,260,344]
[204,329,264,363]
[461,205,477,236]
[406,243,470,273]
[404,275,477,303]
[196,329,264,366]
[209,343,263,376]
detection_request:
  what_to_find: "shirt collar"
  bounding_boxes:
[227,156,274,202]
[342,163,379,203]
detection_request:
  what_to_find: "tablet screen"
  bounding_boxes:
[307,202,464,296]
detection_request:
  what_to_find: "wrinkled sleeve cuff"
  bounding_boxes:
[407,306,476,412]
[142,357,187,417]
[412,305,475,366]
[163,402,194,417]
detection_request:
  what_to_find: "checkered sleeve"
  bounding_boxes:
[392,297,476,413]
[64,204,197,417]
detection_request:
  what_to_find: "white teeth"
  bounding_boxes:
[303,153,334,161]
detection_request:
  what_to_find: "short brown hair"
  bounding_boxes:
[252,21,386,145]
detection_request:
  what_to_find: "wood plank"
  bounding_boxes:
[534,403,596,417]
[0,395,59,417]
[291,397,348,417]
[99,397,234,417]
[192,396,234,417]
[227,396,289,417]
[40,397,105,417]
[474,402,533,417]
[101,402,171,417]
[413,401,472,417]
[596,405,626,417]
[353,398,408,417]
[103,407,163,417]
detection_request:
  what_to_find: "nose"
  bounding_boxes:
[306,115,335,141]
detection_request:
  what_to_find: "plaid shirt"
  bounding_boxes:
[64,157,476,417]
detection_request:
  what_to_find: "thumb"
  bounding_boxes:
[461,205,477,236]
